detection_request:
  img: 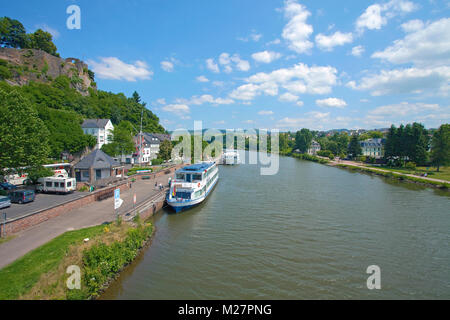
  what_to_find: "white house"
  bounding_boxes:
[134,133,161,164]
[81,119,114,150]
[307,140,321,155]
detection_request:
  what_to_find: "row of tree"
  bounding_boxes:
[0,17,58,56]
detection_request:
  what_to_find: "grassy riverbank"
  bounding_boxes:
[335,163,449,189]
[0,217,153,300]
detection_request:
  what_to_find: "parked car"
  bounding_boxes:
[9,190,35,204]
[0,196,11,209]
[0,182,17,191]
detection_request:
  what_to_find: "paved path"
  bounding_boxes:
[0,172,174,269]
[328,158,450,184]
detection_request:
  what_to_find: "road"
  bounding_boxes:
[0,172,174,269]
[0,192,86,221]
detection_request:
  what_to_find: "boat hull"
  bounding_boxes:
[166,174,219,213]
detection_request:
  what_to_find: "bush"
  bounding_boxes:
[405,162,416,170]
[151,158,163,165]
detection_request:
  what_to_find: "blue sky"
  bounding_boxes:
[3,0,450,131]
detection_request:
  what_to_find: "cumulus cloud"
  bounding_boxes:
[351,45,365,57]
[347,66,450,96]
[258,110,274,115]
[316,97,347,108]
[372,18,450,67]
[281,0,314,53]
[88,57,153,81]
[251,51,282,63]
[229,63,338,101]
[196,75,209,82]
[237,30,262,42]
[279,92,299,102]
[315,31,353,51]
[160,60,174,72]
[162,104,190,119]
[400,19,424,32]
[206,58,220,73]
[356,0,417,33]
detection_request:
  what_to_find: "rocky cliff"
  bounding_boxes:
[0,47,96,95]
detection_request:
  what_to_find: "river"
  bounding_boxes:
[101,152,450,299]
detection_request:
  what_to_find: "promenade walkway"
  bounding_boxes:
[327,158,450,185]
[0,172,174,269]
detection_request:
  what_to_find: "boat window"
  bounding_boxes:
[192,174,202,181]
[185,174,192,183]
[176,173,185,180]
[175,191,191,199]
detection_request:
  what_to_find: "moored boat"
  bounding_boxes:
[166,162,219,213]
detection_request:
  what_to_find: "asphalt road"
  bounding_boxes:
[0,191,87,221]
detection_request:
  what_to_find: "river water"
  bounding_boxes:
[101,152,450,299]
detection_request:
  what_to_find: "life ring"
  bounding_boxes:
[198,183,201,187]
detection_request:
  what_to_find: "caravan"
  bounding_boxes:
[36,177,76,194]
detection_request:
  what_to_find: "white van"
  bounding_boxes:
[36,177,77,194]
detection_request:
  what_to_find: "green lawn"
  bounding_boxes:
[367,165,450,182]
[0,225,104,300]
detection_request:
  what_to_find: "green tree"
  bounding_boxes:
[158,139,173,161]
[0,90,50,174]
[431,124,450,172]
[28,29,58,56]
[348,134,362,159]
[0,17,27,48]
[132,91,141,104]
[101,121,135,157]
[295,128,312,153]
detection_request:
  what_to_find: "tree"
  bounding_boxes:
[0,17,27,48]
[158,139,173,161]
[431,124,450,172]
[295,128,312,153]
[28,29,58,56]
[101,121,135,157]
[132,91,141,104]
[348,134,362,159]
[0,90,50,174]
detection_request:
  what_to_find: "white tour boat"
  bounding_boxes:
[166,162,219,213]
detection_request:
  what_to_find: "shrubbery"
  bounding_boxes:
[80,223,153,298]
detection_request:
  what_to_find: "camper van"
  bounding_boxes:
[36,177,77,194]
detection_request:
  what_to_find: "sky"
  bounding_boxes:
[3,0,450,131]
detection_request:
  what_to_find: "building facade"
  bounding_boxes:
[134,133,161,164]
[74,149,122,183]
[360,138,385,159]
[307,140,321,155]
[81,119,114,150]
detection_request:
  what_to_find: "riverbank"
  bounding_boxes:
[285,152,449,190]
[0,217,153,300]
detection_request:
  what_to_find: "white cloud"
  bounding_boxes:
[243,120,255,124]
[251,51,282,63]
[369,102,440,116]
[316,97,347,108]
[356,0,417,33]
[206,58,220,73]
[258,110,274,115]
[196,75,209,82]
[237,30,262,42]
[276,111,352,130]
[267,38,281,46]
[279,92,299,102]
[351,45,365,57]
[177,94,234,106]
[156,98,166,105]
[296,101,304,107]
[347,66,450,96]
[315,31,353,51]
[229,63,338,101]
[162,104,190,119]
[88,57,153,81]
[281,0,314,53]
[215,53,250,73]
[160,61,174,72]
[400,19,424,32]
[372,18,450,67]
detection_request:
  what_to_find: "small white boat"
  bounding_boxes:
[166,162,219,213]
[221,149,240,165]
